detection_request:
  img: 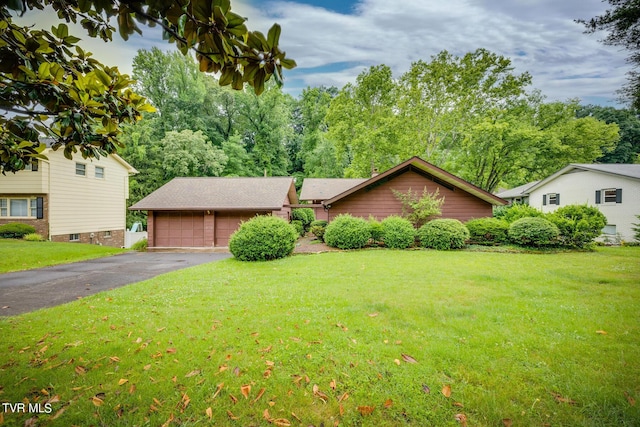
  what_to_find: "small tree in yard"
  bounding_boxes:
[633,214,640,242]
[392,187,444,228]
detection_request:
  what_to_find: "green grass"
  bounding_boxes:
[0,248,639,426]
[0,239,125,273]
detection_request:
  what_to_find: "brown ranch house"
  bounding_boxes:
[131,157,506,250]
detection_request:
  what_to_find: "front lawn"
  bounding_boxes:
[0,239,125,273]
[0,248,638,426]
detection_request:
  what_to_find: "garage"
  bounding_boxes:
[154,211,205,247]
[214,211,267,246]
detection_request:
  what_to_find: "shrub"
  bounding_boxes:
[131,238,148,251]
[508,217,559,247]
[466,217,509,245]
[392,187,444,228]
[381,216,415,249]
[368,216,384,244]
[292,208,315,231]
[229,215,297,261]
[23,233,44,241]
[324,214,371,250]
[0,222,36,239]
[309,220,328,242]
[291,220,305,237]
[546,205,607,248]
[494,204,543,223]
[418,219,470,250]
[633,214,640,243]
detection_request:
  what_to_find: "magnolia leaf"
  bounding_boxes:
[442,385,452,398]
[273,418,291,426]
[205,407,213,420]
[455,413,468,427]
[357,405,375,416]
[227,410,239,420]
[252,387,266,403]
[502,419,513,427]
[422,384,431,394]
[596,330,607,335]
[118,378,128,385]
[624,391,636,406]
[401,354,418,364]
[91,396,104,406]
[185,369,201,378]
[241,384,251,399]
[267,23,281,50]
[338,392,349,402]
[330,379,336,390]
[213,383,224,399]
[384,399,393,408]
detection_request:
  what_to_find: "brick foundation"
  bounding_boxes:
[51,229,125,248]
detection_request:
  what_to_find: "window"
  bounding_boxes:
[543,193,559,206]
[104,231,111,238]
[25,160,38,172]
[0,198,41,218]
[30,199,37,217]
[596,188,622,204]
[10,199,28,216]
[69,233,80,241]
[75,163,86,176]
[0,199,6,217]
[602,224,617,235]
[95,166,105,179]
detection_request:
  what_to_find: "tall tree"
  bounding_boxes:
[577,105,640,163]
[1,0,295,172]
[577,0,640,108]
[160,130,227,180]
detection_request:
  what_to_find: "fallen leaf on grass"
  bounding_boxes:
[273,418,291,426]
[291,412,302,422]
[179,393,190,411]
[75,366,86,375]
[109,356,120,363]
[502,419,513,427]
[330,379,336,390]
[455,413,468,427]
[624,391,636,406]
[241,384,251,399]
[233,366,241,376]
[312,384,329,402]
[551,392,577,405]
[91,396,104,406]
[338,392,349,402]
[336,323,348,331]
[185,370,201,378]
[161,413,174,427]
[227,410,239,420]
[205,407,213,420]
[166,348,177,354]
[595,330,607,335]
[51,407,65,419]
[118,378,128,386]
[129,384,136,394]
[401,354,418,364]
[384,399,393,408]
[394,359,401,365]
[358,405,375,416]
[368,312,379,317]
[252,387,266,404]
[442,385,452,398]
[229,394,238,404]
[422,384,431,394]
[212,383,224,399]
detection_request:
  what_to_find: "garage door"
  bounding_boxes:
[154,211,205,247]
[215,211,266,246]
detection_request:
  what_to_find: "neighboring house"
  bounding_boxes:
[507,164,640,242]
[495,181,539,205]
[129,177,298,249]
[299,157,507,222]
[0,148,137,247]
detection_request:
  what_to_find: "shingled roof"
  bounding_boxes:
[129,177,298,211]
[299,178,368,201]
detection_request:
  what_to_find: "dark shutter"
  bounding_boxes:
[595,190,601,204]
[555,194,560,205]
[36,197,43,219]
[616,188,622,203]
[542,194,547,206]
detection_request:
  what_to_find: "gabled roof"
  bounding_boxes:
[323,157,507,206]
[495,181,539,199]
[527,163,640,193]
[129,177,298,211]
[299,178,368,201]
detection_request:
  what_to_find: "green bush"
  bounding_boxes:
[418,219,469,250]
[291,220,305,237]
[466,217,509,245]
[508,217,559,247]
[324,214,371,250]
[292,208,315,231]
[229,215,298,261]
[131,238,148,251]
[381,216,415,249]
[309,220,328,242]
[494,204,543,223]
[546,205,607,248]
[368,216,384,244]
[22,233,44,241]
[0,222,36,239]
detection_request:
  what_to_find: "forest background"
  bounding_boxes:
[122,47,639,227]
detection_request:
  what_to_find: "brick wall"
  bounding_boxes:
[0,194,49,237]
[51,228,125,247]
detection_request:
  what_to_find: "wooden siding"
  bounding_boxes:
[328,170,492,222]
[0,160,49,194]
[214,211,268,246]
[154,211,205,247]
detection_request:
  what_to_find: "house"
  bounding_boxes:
[129,177,298,249]
[523,164,640,242]
[495,181,539,205]
[0,147,137,247]
[299,157,507,222]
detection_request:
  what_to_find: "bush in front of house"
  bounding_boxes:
[546,204,607,248]
[368,216,384,244]
[23,233,44,241]
[418,219,470,250]
[0,222,36,239]
[494,203,543,223]
[508,217,559,247]
[324,214,371,250]
[291,220,305,237]
[309,220,328,242]
[229,215,298,261]
[466,217,509,245]
[381,216,416,249]
[292,208,315,232]
[131,238,148,251]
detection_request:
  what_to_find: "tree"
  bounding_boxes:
[577,0,640,108]
[577,105,640,163]
[1,0,295,172]
[160,129,227,180]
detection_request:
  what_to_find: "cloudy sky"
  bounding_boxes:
[13,0,630,106]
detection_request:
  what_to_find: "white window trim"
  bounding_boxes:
[69,233,80,241]
[75,163,86,176]
[95,166,105,179]
[0,197,37,218]
[602,188,618,204]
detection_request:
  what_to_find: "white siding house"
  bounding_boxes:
[526,164,640,242]
[0,147,137,247]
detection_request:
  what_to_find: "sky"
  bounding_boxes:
[12,0,631,107]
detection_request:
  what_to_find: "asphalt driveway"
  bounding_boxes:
[0,252,231,316]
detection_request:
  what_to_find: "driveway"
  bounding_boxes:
[0,252,231,316]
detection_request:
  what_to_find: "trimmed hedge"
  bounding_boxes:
[324,214,371,250]
[381,216,415,249]
[508,217,559,247]
[292,208,315,231]
[291,220,305,237]
[369,217,384,244]
[546,204,607,248]
[418,219,469,250]
[494,204,543,223]
[309,220,328,242]
[229,215,298,261]
[466,217,509,245]
[0,222,36,239]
